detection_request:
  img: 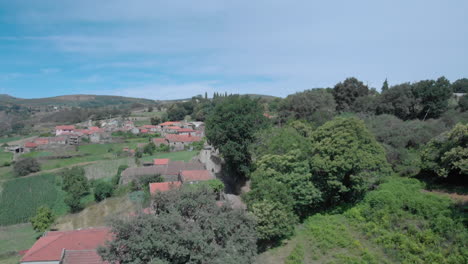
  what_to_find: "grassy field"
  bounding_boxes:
[0,223,36,255]
[0,136,28,144]
[31,141,147,171]
[0,173,67,225]
[141,150,198,163]
[84,158,136,180]
[0,152,12,166]
[53,195,136,231]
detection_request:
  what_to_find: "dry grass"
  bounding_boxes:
[84,158,136,180]
[53,196,136,231]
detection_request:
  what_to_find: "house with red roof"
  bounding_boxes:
[149,181,182,195]
[142,125,158,132]
[180,170,213,184]
[152,138,169,146]
[24,142,37,149]
[55,125,75,136]
[33,138,49,146]
[154,158,170,166]
[20,227,111,264]
[165,134,202,151]
[176,128,197,136]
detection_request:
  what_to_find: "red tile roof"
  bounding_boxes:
[152,138,168,145]
[165,134,201,143]
[166,126,181,130]
[149,181,181,195]
[140,129,149,133]
[177,128,196,133]
[143,125,157,129]
[154,158,169,165]
[56,125,75,130]
[89,126,101,131]
[21,228,111,262]
[181,170,213,182]
[34,138,49,145]
[159,121,181,126]
[62,250,108,264]
[24,142,37,148]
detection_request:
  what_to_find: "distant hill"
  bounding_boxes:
[157,93,280,104]
[0,94,156,108]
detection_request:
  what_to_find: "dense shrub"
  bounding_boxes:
[94,181,113,202]
[13,157,40,176]
[421,123,467,184]
[345,177,468,263]
[30,206,55,233]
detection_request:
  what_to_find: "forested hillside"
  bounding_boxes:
[95,76,467,263]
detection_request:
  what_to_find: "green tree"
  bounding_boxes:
[167,105,187,121]
[421,123,467,184]
[205,95,267,178]
[382,78,389,92]
[251,125,312,159]
[452,78,468,93]
[332,77,369,112]
[250,201,297,246]
[30,206,55,233]
[143,142,156,155]
[278,89,336,125]
[13,157,40,177]
[413,77,452,119]
[94,181,113,202]
[376,83,421,120]
[150,116,161,125]
[98,186,257,264]
[61,167,89,197]
[459,94,468,112]
[64,192,83,213]
[246,151,322,217]
[310,117,391,205]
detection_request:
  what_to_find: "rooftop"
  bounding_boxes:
[21,227,111,263]
[149,181,181,195]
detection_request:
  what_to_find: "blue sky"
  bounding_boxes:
[0,0,467,100]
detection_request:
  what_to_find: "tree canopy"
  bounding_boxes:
[332,77,369,112]
[421,123,467,184]
[310,117,391,205]
[99,186,257,264]
[205,95,267,178]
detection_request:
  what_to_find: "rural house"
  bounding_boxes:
[149,181,182,195]
[180,170,213,184]
[165,134,202,151]
[120,160,205,184]
[55,125,75,136]
[20,227,111,264]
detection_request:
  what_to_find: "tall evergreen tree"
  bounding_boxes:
[382,78,389,92]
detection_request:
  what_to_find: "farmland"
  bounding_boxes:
[0,174,67,226]
[0,223,36,256]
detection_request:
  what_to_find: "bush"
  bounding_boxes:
[94,181,113,202]
[345,177,468,263]
[13,157,40,176]
[30,206,55,233]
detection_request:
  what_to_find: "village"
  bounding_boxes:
[1,115,234,264]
